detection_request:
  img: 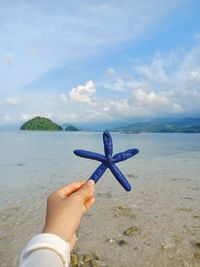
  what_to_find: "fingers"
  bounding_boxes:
[84,196,95,210]
[56,180,86,198]
[75,180,95,201]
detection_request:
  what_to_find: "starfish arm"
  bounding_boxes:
[113,148,139,163]
[89,163,107,183]
[73,150,105,162]
[109,164,131,191]
[103,130,113,156]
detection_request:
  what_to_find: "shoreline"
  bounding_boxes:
[1,174,200,267]
[1,132,200,267]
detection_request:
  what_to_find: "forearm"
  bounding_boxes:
[19,180,95,267]
[19,234,70,267]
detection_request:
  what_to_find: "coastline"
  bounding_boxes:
[1,172,200,267]
[1,132,200,267]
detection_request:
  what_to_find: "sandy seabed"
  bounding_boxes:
[1,171,200,267]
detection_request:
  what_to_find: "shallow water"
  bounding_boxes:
[0,132,200,266]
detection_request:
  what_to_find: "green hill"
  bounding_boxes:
[20,116,63,131]
[61,123,81,131]
[65,125,80,131]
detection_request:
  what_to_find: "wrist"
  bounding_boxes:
[42,225,70,243]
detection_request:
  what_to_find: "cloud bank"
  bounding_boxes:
[1,42,200,125]
[1,0,200,125]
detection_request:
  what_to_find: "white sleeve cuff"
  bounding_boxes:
[20,233,70,267]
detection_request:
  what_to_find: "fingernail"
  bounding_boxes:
[87,179,95,186]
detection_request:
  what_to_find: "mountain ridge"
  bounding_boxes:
[1,116,200,133]
[114,117,200,133]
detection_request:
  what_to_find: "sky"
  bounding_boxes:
[0,0,200,126]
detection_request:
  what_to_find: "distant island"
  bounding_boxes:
[115,118,200,133]
[20,116,63,131]
[61,123,80,131]
[20,116,81,131]
[64,125,80,131]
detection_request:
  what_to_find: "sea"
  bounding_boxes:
[0,131,200,267]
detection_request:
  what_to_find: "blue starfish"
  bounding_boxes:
[73,130,139,191]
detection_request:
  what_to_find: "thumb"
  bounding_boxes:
[75,179,95,201]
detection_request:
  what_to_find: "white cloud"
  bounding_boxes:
[103,100,131,116]
[133,87,169,105]
[68,80,96,104]
[100,89,183,119]
[130,87,183,114]
[103,77,128,91]
[134,51,176,82]
[102,76,143,91]
[97,44,200,119]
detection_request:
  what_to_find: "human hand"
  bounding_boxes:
[43,180,95,249]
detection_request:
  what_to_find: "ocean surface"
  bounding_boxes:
[1,131,200,267]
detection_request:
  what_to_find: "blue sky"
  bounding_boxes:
[0,0,200,125]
